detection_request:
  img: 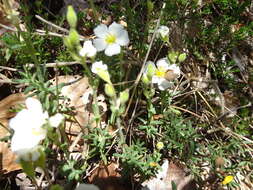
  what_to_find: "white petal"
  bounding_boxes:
[115,30,129,46]
[49,113,64,128]
[151,75,160,84]
[108,22,124,35]
[158,25,170,38]
[156,58,169,70]
[105,44,121,56]
[79,40,97,57]
[93,38,107,51]
[26,98,43,113]
[94,24,108,38]
[91,61,108,74]
[158,79,172,90]
[75,184,100,190]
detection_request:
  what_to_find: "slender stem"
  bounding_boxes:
[123,3,166,116]
[116,117,125,145]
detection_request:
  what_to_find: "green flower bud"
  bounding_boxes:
[178,53,187,62]
[67,6,77,28]
[68,29,80,46]
[119,89,129,104]
[146,62,156,78]
[105,83,116,97]
[142,74,150,85]
[63,37,72,49]
[147,0,154,14]
[156,142,164,150]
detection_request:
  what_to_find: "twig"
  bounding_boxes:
[170,105,203,120]
[35,29,68,38]
[35,15,69,33]
[0,23,17,32]
[123,3,166,116]
[26,61,85,68]
[0,66,18,71]
[69,132,83,152]
[35,15,87,40]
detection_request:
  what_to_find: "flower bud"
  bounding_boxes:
[105,84,116,97]
[67,6,77,28]
[142,74,150,85]
[156,142,164,150]
[146,61,156,79]
[119,89,129,104]
[69,29,80,46]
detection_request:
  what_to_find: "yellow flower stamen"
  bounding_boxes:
[105,33,116,44]
[156,142,164,150]
[156,70,165,77]
[222,175,234,185]
[149,162,158,167]
[31,128,44,136]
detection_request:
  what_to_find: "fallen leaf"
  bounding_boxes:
[0,142,21,174]
[88,162,131,190]
[0,93,26,138]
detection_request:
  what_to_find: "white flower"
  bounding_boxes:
[93,22,129,56]
[9,98,63,161]
[79,40,97,57]
[150,58,180,90]
[10,98,48,161]
[75,184,99,190]
[157,25,170,40]
[91,61,111,83]
[49,113,64,128]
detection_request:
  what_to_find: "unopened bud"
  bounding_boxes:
[105,84,116,97]
[69,29,79,46]
[67,6,77,28]
[142,74,150,85]
[156,142,164,150]
[119,89,129,104]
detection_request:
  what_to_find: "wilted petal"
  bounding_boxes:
[93,38,107,51]
[167,64,181,78]
[105,44,121,56]
[94,24,108,38]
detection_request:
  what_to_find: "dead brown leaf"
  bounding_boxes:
[88,162,131,190]
[0,93,26,138]
[0,142,20,174]
[50,75,107,136]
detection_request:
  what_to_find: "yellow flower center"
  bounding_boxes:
[149,162,158,167]
[32,128,44,136]
[105,33,116,44]
[156,70,165,77]
[222,175,234,185]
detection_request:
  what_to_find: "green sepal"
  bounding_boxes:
[20,159,35,178]
[50,184,63,190]
[34,149,46,169]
